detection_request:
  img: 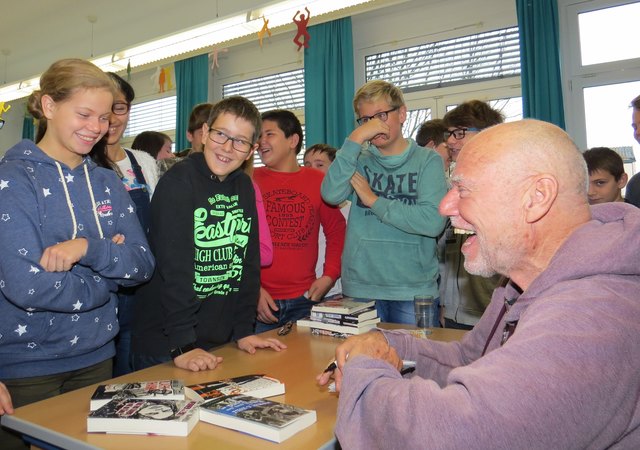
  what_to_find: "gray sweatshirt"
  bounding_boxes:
[336,202,640,449]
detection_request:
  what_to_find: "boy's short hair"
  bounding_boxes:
[304,143,337,162]
[261,109,304,154]
[631,95,640,110]
[352,80,405,113]
[583,147,625,181]
[188,103,214,133]
[416,119,447,147]
[206,96,262,144]
[442,100,504,129]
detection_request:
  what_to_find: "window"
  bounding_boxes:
[560,0,640,168]
[224,69,305,167]
[124,95,177,138]
[223,69,304,111]
[365,27,521,91]
[578,2,640,66]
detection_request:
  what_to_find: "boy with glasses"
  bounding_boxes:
[321,80,448,325]
[440,100,504,329]
[131,96,287,372]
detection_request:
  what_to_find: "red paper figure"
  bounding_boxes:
[293,7,311,51]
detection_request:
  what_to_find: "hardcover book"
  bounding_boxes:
[87,399,199,436]
[199,394,317,443]
[186,374,285,402]
[90,380,185,411]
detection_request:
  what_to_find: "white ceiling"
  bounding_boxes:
[0,0,406,87]
[0,0,271,85]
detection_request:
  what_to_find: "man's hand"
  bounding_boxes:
[0,382,14,416]
[350,172,378,208]
[307,275,335,301]
[173,348,223,372]
[39,238,88,272]
[348,118,391,145]
[257,287,278,324]
[237,335,288,354]
[316,331,401,392]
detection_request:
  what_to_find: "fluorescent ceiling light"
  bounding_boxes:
[0,0,374,103]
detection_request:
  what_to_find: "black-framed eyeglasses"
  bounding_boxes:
[208,128,253,154]
[356,107,399,126]
[444,127,481,141]
[112,102,130,115]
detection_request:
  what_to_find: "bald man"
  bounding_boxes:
[318,120,640,449]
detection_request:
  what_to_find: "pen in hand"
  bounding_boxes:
[323,359,415,375]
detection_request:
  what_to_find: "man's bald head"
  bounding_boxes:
[442,119,592,288]
[461,119,589,206]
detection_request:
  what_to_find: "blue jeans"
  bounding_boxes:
[255,295,316,333]
[113,290,136,377]
[355,297,441,326]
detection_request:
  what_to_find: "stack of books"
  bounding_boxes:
[86,375,315,441]
[297,298,380,337]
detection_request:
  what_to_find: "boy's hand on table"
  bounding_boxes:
[174,348,223,372]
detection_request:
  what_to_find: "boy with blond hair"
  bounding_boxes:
[321,80,447,324]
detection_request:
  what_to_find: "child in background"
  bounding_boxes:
[583,147,629,205]
[131,96,286,372]
[254,110,346,332]
[304,143,349,299]
[176,103,213,156]
[0,58,154,448]
[132,131,174,160]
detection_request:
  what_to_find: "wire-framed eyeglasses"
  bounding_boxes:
[208,128,253,153]
[356,107,399,126]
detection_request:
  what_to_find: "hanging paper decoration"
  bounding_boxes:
[293,7,311,51]
[209,48,229,72]
[0,102,11,130]
[258,15,272,48]
[163,67,173,91]
[126,59,131,81]
[150,66,161,89]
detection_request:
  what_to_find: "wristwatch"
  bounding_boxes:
[169,343,196,359]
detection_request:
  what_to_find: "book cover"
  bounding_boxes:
[199,394,316,443]
[90,380,185,411]
[310,306,378,324]
[310,328,350,339]
[185,374,285,402]
[297,317,381,334]
[311,298,375,314]
[87,399,199,436]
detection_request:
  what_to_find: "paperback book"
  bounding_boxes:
[186,374,285,402]
[310,306,378,324]
[87,398,199,436]
[311,298,375,315]
[90,380,185,411]
[199,394,317,443]
[297,316,381,335]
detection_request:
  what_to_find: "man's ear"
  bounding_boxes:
[524,175,558,223]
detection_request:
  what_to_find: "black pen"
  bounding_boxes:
[323,360,338,373]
